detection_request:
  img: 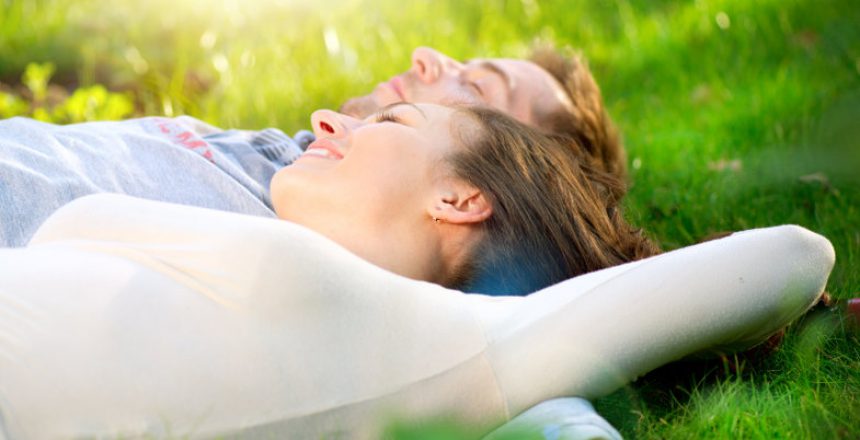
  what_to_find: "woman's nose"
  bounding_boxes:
[411,46,461,84]
[310,109,361,138]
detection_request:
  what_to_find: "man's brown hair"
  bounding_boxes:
[447,106,657,295]
[529,45,627,200]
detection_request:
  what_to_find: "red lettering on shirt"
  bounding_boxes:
[141,118,216,163]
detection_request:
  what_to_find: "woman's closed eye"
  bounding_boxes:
[375,110,402,124]
[372,103,427,125]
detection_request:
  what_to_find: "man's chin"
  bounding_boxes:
[338,95,380,118]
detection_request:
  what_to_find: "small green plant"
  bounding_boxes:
[52,85,135,122]
[22,61,55,105]
[1,61,134,123]
[0,91,28,118]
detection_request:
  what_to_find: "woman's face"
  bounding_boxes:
[270,103,475,239]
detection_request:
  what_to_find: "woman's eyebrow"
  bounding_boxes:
[379,102,427,120]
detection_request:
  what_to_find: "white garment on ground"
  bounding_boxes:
[0,116,309,247]
[484,397,622,440]
[0,195,834,439]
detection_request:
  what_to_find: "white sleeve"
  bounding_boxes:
[473,224,833,416]
[0,195,834,439]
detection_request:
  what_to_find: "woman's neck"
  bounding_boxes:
[330,219,480,288]
[303,218,443,284]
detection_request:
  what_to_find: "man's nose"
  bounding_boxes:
[410,46,462,84]
[310,109,361,138]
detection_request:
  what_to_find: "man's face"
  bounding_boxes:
[340,47,572,127]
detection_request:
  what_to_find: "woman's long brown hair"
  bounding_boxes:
[448,106,659,295]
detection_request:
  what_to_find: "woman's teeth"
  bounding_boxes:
[303,148,340,159]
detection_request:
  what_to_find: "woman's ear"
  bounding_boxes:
[429,180,492,225]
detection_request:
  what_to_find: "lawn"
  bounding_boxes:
[1,0,858,438]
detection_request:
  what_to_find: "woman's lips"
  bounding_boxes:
[302,138,344,160]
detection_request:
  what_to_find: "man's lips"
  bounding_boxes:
[302,138,344,160]
[388,76,405,100]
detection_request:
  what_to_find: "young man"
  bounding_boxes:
[343,46,625,181]
[0,45,624,247]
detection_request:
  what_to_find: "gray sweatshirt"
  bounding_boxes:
[0,116,312,247]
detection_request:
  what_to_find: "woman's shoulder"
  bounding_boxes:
[29,194,464,314]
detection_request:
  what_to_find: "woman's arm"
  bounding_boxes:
[475,225,833,416]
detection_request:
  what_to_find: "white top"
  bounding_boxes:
[0,195,835,439]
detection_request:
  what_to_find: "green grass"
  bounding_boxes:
[1,0,858,438]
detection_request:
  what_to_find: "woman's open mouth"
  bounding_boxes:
[302,139,344,160]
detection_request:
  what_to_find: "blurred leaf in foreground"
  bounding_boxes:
[53,85,134,123]
[23,62,55,104]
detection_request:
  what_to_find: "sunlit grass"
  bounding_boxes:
[599,307,860,439]
[1,0,858,438]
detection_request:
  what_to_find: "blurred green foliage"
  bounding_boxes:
[22,62,54,103]
[0,61,133,122]
[0,0,858,438]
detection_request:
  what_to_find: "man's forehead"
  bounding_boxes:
[467,57,544,83]
[467,57,573,124]
[465,58,516,90]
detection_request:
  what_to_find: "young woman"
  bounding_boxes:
[0,104,833,439]
[270,103,657,295]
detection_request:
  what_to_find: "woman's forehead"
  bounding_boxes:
[389,103,482,149]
